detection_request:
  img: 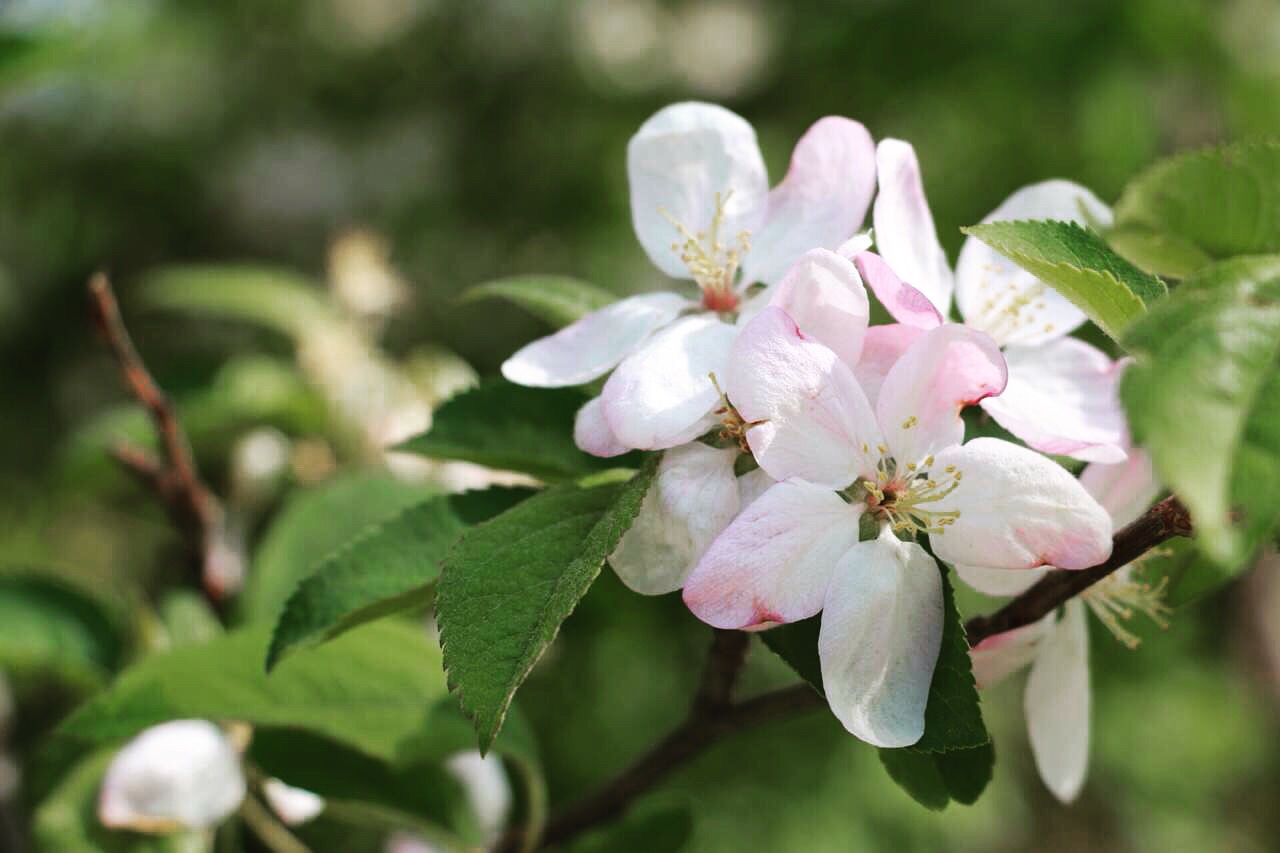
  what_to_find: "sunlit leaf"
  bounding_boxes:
[459,275,616,328]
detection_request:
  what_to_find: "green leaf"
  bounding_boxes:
[1122,256,1280,567]
[759,567,988,753]
[57,620,448,764]
[397,380,636,481]
[0,573,123,692]
[960,219,1167,342]
[878,742,995,810]
[438,458,658,751]
[157,590,222,648]
[240,473,438,624]
[1112,141,1280,275]
[459,275,615,328]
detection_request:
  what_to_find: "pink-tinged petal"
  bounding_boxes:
[1026,599,1091,803]
[836,232,873,259]
[955,180,1111,346]
[980,338,1127,464]
[767,248,870,369]
[853,251,943,329]
[954,564,1049,598]
[1079,447,1161,528]
[602,315,737,450]
[609,443,740,595]
[99,720,245,832]
[872,139,954,315]
[683,480,862,629]
[930,437,1113,571]
[742,117,877,286]
[876,324,1007,465]
[970,615,1053,689]
[502,292,690,387]
[628,102,769,279]
[573,396,629,458]
[726,307,881,488]
[852,324,925,408]
[735,466,775,509]
[819,527,944,747]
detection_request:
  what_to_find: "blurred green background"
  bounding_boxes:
[1,0,1278,850]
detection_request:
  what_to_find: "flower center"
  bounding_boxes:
[974,276,1055,340]
[848,443,963,536]
[662,190,751,312]
[708,372,760,453]
[1082,567,1171,649]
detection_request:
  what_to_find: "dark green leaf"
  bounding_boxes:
[459,275,615,328]
[0,573,123,691]
[438,459,658,751]
[1112,141,1280,275]
[758,617,823,696]
[1123,256,1280,567]
[878,741,995,810]
[397,380,637,481]
[565,805,694,853]
[961,219,1167,341]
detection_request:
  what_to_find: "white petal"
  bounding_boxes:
[852,251,943,329]
[602,315,737,450]
[573,396,630,458]
[99,720,245,832]
[955,180,1112,347]
[969,615,1053,689]
[818,528,944,747]
[1079,446,1162,528]
[628,102,769,279]
[979,338,1128,464]
[930,437,1113,571]
[726,307,881,488]
[683,481,862,629]
[1026,599,1091,803]
[766,248,870,368]
[852,324,924,408]
[955,564,1050,598]
[609,444,740,595]
[263,779,324,826]
[876,324,1007,466]
[446,751,513,841]
[872,139,954,315]
[501,293,690,387]
[742,117,876,285]
[736,466,775,508]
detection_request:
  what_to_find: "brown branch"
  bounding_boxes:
[503,495,1194,851]
[88,273,237,604]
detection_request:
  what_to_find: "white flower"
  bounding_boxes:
[98,720,246,832]
[859,139,1129,463]
[967,448,1166,802]
[262,778,325,826]
[682,306,1113,747]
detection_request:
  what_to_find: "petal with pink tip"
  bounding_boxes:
[726,307,881,489]
[955,180,1111,347]
[876,324,1007,466]
[1026,599,1091,803]
[501,292,690,388]
[628,102,769,279]
[872,139,954,315]
[683,480,862,630]
[573,396,630,458]
[853,251,943,329]
[767,248,870,369]
[980,338,1127,464]
[609,443,740,595]
[969,614,1053,689]
[743,117,877,286]
[819,527,944,747]
[1079,447,1161,528]
[930,437,1113,571]
[602,314,737,450]
[852,324,925,408]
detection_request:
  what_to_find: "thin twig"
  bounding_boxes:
[88,272,237,604]
[510,495,1195,850]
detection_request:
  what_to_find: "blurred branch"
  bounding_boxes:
[503,495,1194,850]
[88,273,238,606]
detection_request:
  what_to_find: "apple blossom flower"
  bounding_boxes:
[98,720,246,832]
[967,448,1167,802]
[859,139,1129,463]
[682,307,1113,747]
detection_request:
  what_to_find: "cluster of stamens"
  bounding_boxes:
[662,190,751,313]
[1082,566,1171,649]
[976,266,1054,338]
[853,443,963,536]
[709,372,759,453]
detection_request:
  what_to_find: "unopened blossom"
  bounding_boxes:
[263,778,325,826]
[683,307,1113,746]
[98,720,246,832]
[967,448,1167,803]
[860,139,1128,463]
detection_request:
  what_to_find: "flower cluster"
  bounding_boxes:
[504,102,1168,799]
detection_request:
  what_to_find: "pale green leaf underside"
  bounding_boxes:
[459,275,615,328]
[141,264,339,340]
